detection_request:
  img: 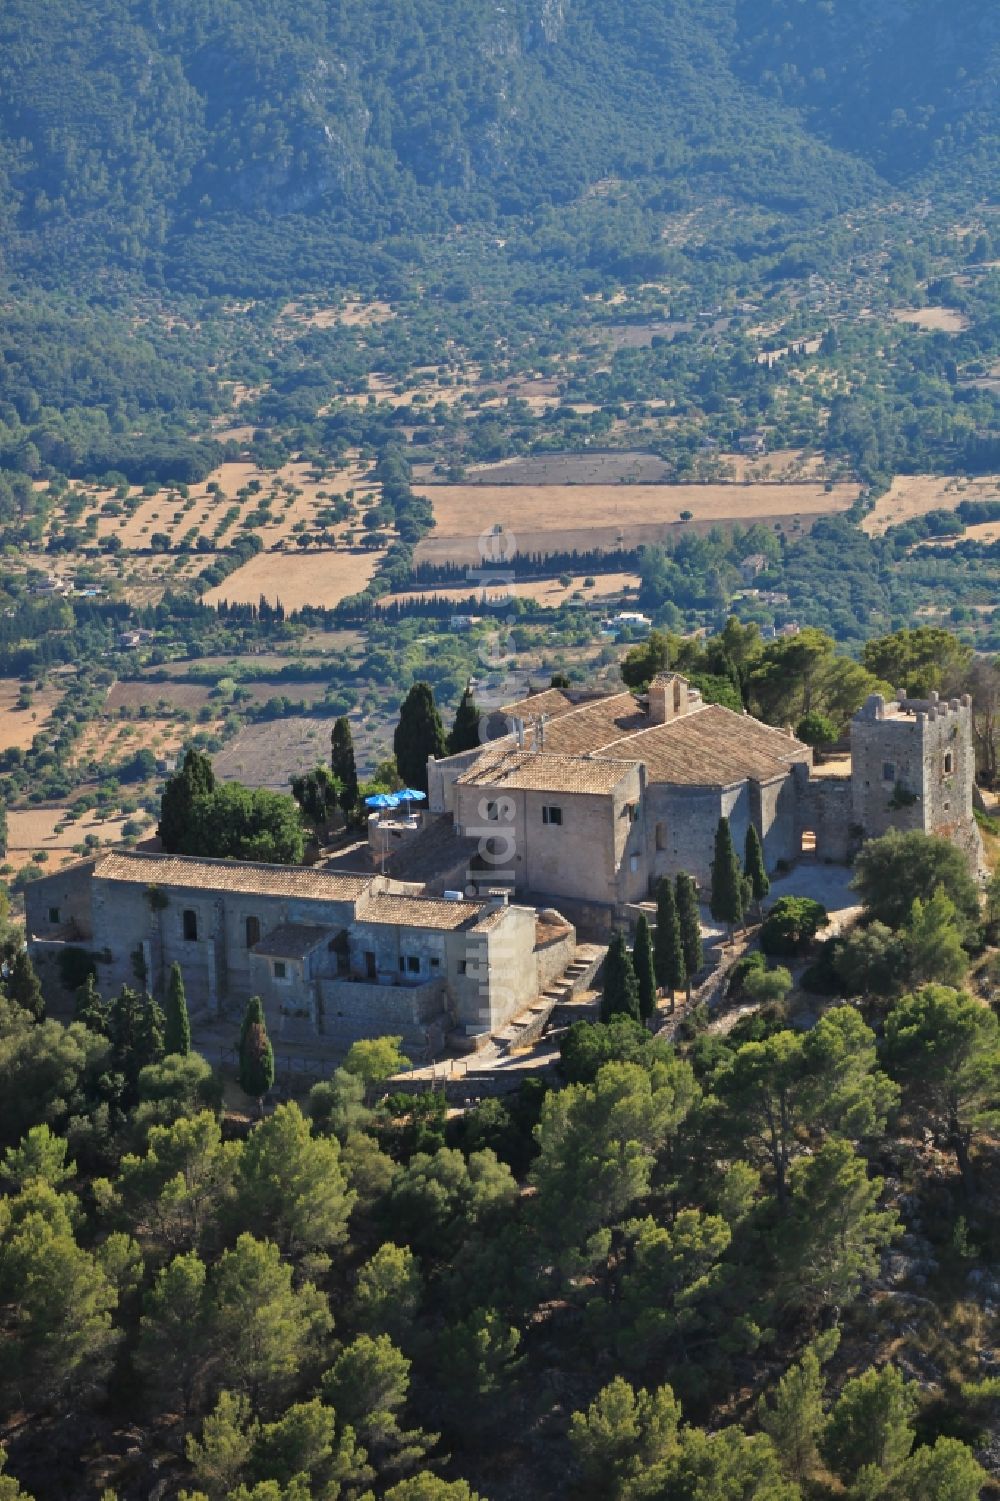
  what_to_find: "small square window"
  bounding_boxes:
[485,801,499,822]
[406,955,420,973]
[430,957,440,969]
[542,805,563,826]
[48,906,60,925]
[273,961,286,980]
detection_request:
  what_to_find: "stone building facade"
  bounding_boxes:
[422,675,983,929]
[428,675,813,927]
[25,851,574,1057]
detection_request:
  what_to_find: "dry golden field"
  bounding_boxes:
[0,678,62,752]
[67,716,214,769]
[892,306,970,333]
[53,457,378,558]
[6,807,150,872]
[413,480,858,564]
[279,298,394,330]
[384,572,640,610]
[862,474,1000,536]
[202,548,384,611]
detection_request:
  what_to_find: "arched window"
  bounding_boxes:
[245,915,261,948]
[182,909,198,942]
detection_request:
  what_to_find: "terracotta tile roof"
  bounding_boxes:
[522,692,648,754]
[253,923,332,958]
[94,850,375,902]
[501,687,575,720]
[356,893,500,932]
[597,703,810,786]
[457,745,639,795]
[459,695,809,791]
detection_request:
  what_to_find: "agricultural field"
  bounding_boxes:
[278,297,394,330]
[892,305,971,333]
[5,806,153,873]
[49,458,377,554]
[413,479,859,564]
[385,572,640,611]
[0,677,63,752]
[213,710,389,791]
[202,546,384,610]
[862,473,1000,535]
[67,716,198,770]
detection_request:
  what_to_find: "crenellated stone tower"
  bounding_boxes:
[850,690,984,873]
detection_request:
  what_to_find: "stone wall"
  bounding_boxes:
[535,924,577,993]
[753,769,803,871]
[802,775,855,863]
[643,783,728,892]
[24,859,97,947]
[317,975,448,1056]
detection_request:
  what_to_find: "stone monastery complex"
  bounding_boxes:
[26,674,983,1060]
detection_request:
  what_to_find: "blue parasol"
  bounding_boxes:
[365,792,401,810]
[395,788,427,804]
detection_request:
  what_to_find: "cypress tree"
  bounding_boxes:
[653,877,686,1012]
[447,684,482,755]
[239,993,265,1054]
[632,913,657,1022]
[675,872,704,1000]
[331,716,359,821]
[710,817,744,937]
[163,962,191,1057]
[137,993,166,1071]
[7,947,45,1020]
[74,973,108,1034]
[239,996,275,1108]
[600,931,640,1022]
[745,823,770,918]
[158,748,216,852]
[393,682,446,794]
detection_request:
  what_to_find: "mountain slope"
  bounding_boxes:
[0,0,995,288]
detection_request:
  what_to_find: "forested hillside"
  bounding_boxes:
[0,0,996,288]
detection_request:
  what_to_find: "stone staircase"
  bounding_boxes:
[491,943,606,1057]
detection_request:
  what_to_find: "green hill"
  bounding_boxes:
[0,0,996,291]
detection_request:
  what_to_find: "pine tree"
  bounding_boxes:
[600,932,641,1022]
[393,682,446,795]
[675,872,704,1000]
[239,998,275,1109]
[710,817,744,937]
[331,716,359,821]
[7,947,45,1020]
[745,823,770,918]
[758,1333,838,1482]
[158,747,216,852]
[653,878,686,1012]
[632,913,657,1023]
[163,962,191,1057]
[447,684,482,755]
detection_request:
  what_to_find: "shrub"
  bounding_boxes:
[727,950,765,997]
[760,897,828,956]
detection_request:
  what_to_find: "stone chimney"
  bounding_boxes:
[647,673,689,725]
